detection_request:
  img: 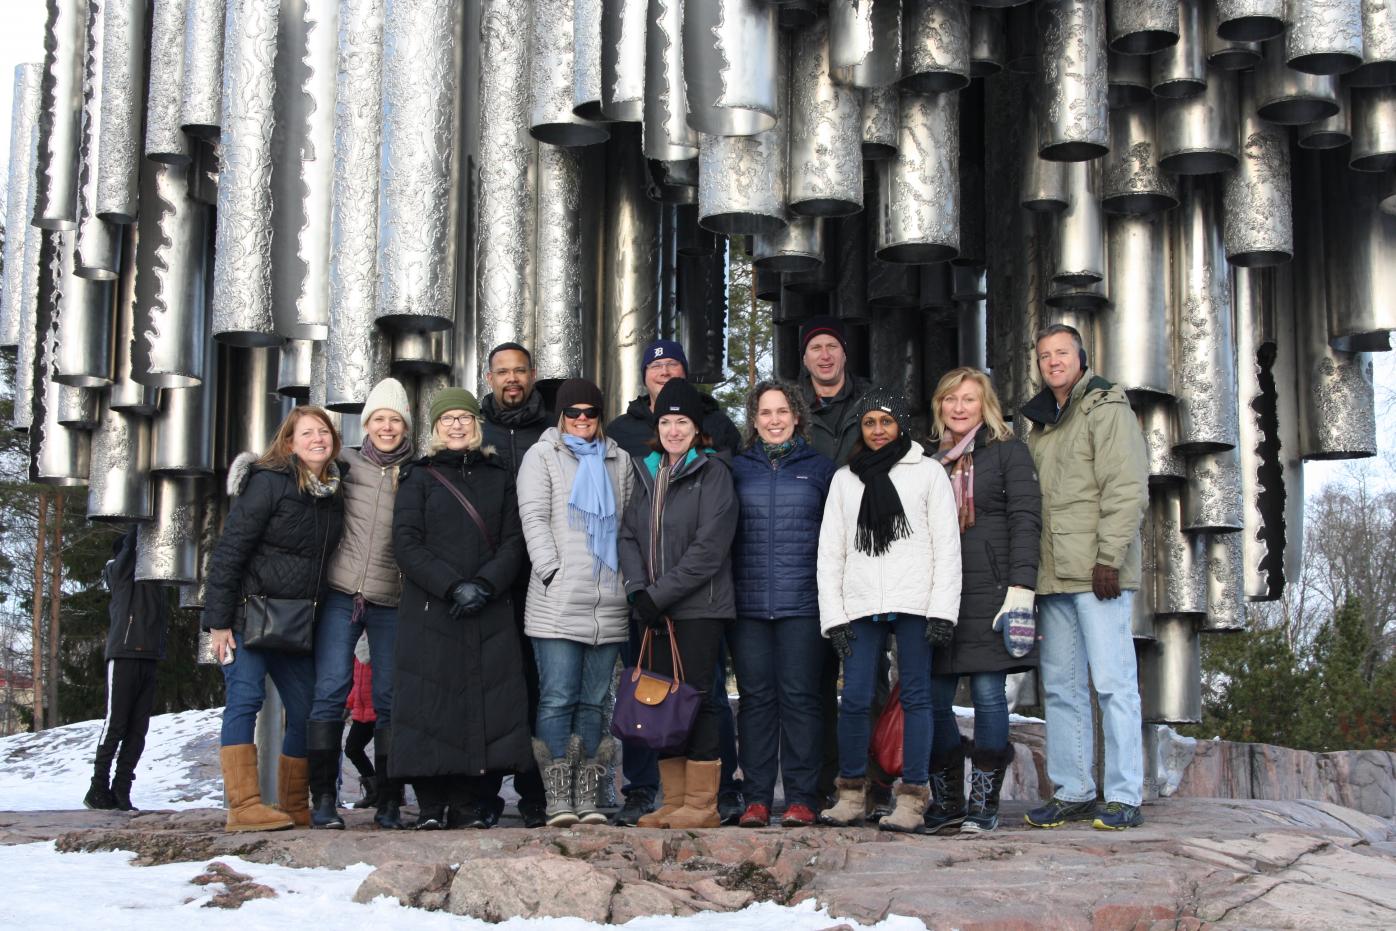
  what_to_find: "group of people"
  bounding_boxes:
[195,315,1151,836]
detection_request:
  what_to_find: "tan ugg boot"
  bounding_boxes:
[276,755,310,828]
[879,782,931,834]
[636,757,686,828]
[664,760,722,829]
[819,777,868,827]
[221,745,294,833]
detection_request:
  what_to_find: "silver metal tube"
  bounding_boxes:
[1223,72,1293,267]
[108,217,159,415]
[643,0,698,162]
[1137,398,1185,483]
[969,6,1007,77]
[876,90,959,263]
[86,396,154,521]
[1349,85,1396,171]
[1204,2,1262,70]
[1255,39,1341,124]
[829,0,901,88]
[132,162,211,388]
[1100,212,1171,397]
[1139,615,1201,724]
[573,0,604,120]
[135,476,201,583]
[788,16,862,218]
[1157,64,1239,175]
[860,85,899,160]
[32,0,86,232]
[1149,0,1204,98]
[683,0,779,136]
[754,215,824,273]
[1102,102,1177,215]
[530,0,608,146]
[94,0,145,224]
[1037,0,1108,161]
[1203,533,1246,631]
[52,231,113,388]
[74,0,118,280]
[1,64,44,351]
[1285,0,1363,76]
[1152,484,1206,616]
[533,143,585,381]
[1297,85,1351,149]
[902,0,971,94]
[1319,149,1396,351]
[1215,1,1284,42]
[1107,49,1151,109]
[599,0,646,121]
[1108,0,1179,55]
[181,0,226,138]
[1351,0,1396,86]
[1183,448,1244,533]
[144,0,190,164]
[1051,159,1103,286]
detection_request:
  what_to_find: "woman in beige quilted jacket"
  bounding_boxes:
[307,378,416,832]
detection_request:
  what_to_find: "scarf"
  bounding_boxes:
[360,436,413,469]
[762,436,799,463]
[481,390,546,428]
[299,459,341,498]
[848,433,913,556]
[563,434,619,578]
[938,428,978,533]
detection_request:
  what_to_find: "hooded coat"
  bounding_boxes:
[390,447,531,779]
[931,426,1042,675]
[516,427,635,644]
[202,453,345,633]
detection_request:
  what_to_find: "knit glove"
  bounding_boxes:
[633,590,665,631]
[1092,564,1121,600]
[449,580,490,619]
[993,586,1037,659]
[828,624,855,660]
[924,617,955,647]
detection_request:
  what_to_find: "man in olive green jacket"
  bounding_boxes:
[1019,324,1149,832]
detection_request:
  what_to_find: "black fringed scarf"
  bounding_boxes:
[848,433,913,556]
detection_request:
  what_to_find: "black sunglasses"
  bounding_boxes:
[562,406,600,420]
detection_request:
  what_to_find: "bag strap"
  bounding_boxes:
[632,616,686,693]
[425,465,496,551]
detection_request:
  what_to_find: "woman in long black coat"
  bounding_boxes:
[926,368,1042,835]
[391,387,531,830]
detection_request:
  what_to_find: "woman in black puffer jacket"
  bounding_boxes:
[391,387,531,830]
[204,407,346,833]
[926,368,1042,836]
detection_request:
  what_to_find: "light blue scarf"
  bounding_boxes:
[563,435,619,578]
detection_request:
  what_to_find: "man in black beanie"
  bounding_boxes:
[796,316,876,466]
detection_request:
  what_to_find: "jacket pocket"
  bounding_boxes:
[1050,510,1098,581]
[983,541,1002,585]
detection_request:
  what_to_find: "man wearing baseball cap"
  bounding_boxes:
[605,339,742,460]
[797,316,877,466]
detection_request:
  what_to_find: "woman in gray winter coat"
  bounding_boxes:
[926,368,1041,835]
[517,379,635,827]
[618,379,739,830]
[306,378,415,831]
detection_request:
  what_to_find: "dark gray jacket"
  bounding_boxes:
[619,448,738,621]
[799,373,876,466]
[103,528,169,661]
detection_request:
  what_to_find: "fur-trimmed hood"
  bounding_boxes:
[226,451,348,497]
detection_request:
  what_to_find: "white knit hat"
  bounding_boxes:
[360,377,413,430]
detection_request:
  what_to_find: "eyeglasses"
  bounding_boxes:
[438,414,476,427]
[563,407,599,420]
[645,359,683,373]
[490,367,531,379]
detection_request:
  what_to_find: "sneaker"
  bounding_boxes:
[611,791,654,827]
[414,807,445,831]
[1092,801,1143,831]
[718,789,745,826]
[780,803,817,828]
[738,803,770,828]
[1024,797,1097,828]
[518,798,548,829]
[83,783,117,811]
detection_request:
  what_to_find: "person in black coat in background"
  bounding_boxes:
[925,368,1042,835]
[391,387,531,830]
[83,527,169,812]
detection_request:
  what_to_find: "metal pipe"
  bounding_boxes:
[830,0,901,88]
[144,0,190,165]
[1036,0,1108,161]
[1223,71,1293,267]
[683,0,779,136]
[32,0,86,232]
[788,16,862,218]
[180,0,226,139]
[902,0,971,94]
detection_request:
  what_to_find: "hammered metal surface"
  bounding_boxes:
[573,0,604,119]
[376,0,458,332]
[74,0,118,280]
[181,0,226,137]
[788,17,862,218]
[531,0,608,145]
[876,90,959,263]
[1037,0,1108,161]
[1137,398,1185,482]
[1171,177,1239,453]
[1183,448,1244,532]
[87,396,153,520]
[829,0,901,88]
[1203,533,1246,630]
[1151,485,1206,615]
[600,0,646,121]
[534,142,585,381]
[1102,102,1177,215]
[136,476,200,582]
[644,0,698,161]
[860,84,898,159]
[144,0,189,163]
[754,215,824,272]
[1285,0,1363,75]
[94,0,144,223]
[1,66,44,349]
[1351,0,1396,86]
[1215,0,1284,42]
[1107,0,1179,54]
[211,0,279,347]
[133,162,211,388]
[684,0,779,137]
[1223,72,1292,266]
[33,0,86,231]
[903,0,971,93]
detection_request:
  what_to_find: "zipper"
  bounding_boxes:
[122,615,134,645]
[767,457,777,619]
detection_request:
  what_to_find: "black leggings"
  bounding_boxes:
[344,719,375,781]
[643,618,724,762]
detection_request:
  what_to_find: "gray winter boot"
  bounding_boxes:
[573,736,617,825]
[532,738,578,828]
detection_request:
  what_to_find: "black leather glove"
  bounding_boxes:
[633,590,665,630]
[924,617,955,647]
[1092,564,1122,600]
[449,581,489,618]
[828,624,855,660]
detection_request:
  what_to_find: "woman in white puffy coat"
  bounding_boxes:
[515,379,635,827]
[816,390,962,833]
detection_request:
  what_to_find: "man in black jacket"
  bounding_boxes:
[477,341,549,827]
[84,528,168,812]
[605,339,745,825]
[796,316,876,467]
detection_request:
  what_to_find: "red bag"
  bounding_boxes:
[871,682,904,777]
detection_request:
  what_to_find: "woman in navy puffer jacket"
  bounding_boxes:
[729,380,836,828]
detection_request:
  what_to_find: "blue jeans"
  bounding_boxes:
[532,637,622,759]
[309,590,397,725]
[838,615,934,785]
[1038,591,1144,806]
[220,629,315,757]
[930,671,1009,757]
[728,616,824,808]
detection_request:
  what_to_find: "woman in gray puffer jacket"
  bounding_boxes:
[307,378,415,832]
[516,379,635,827]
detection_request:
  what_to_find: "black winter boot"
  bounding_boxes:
[923,741,967,835]
[352,775,377,809]
[110,773,138,812]
[372,727,403,830]
[963,745,1014,833]
[307,720,345,830]
[83,776,116,811]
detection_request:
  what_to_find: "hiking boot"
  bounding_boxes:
[83,779,116,811]
[962,746,1013,834]
[718,788,745,826]
[923,743,966,835]
[574,737,617,826]
[879,782,931,833]
[1093,801,1144,831]
[1024,796,1097,829]
[780,803,817,828]
[612,789,655,827]
[352,775,377,809]
[819,777,868,827]
[738,803,770,828]
[533,737,579,827]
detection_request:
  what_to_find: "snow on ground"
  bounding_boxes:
[0,708,224,811]
[0,842,926,931]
